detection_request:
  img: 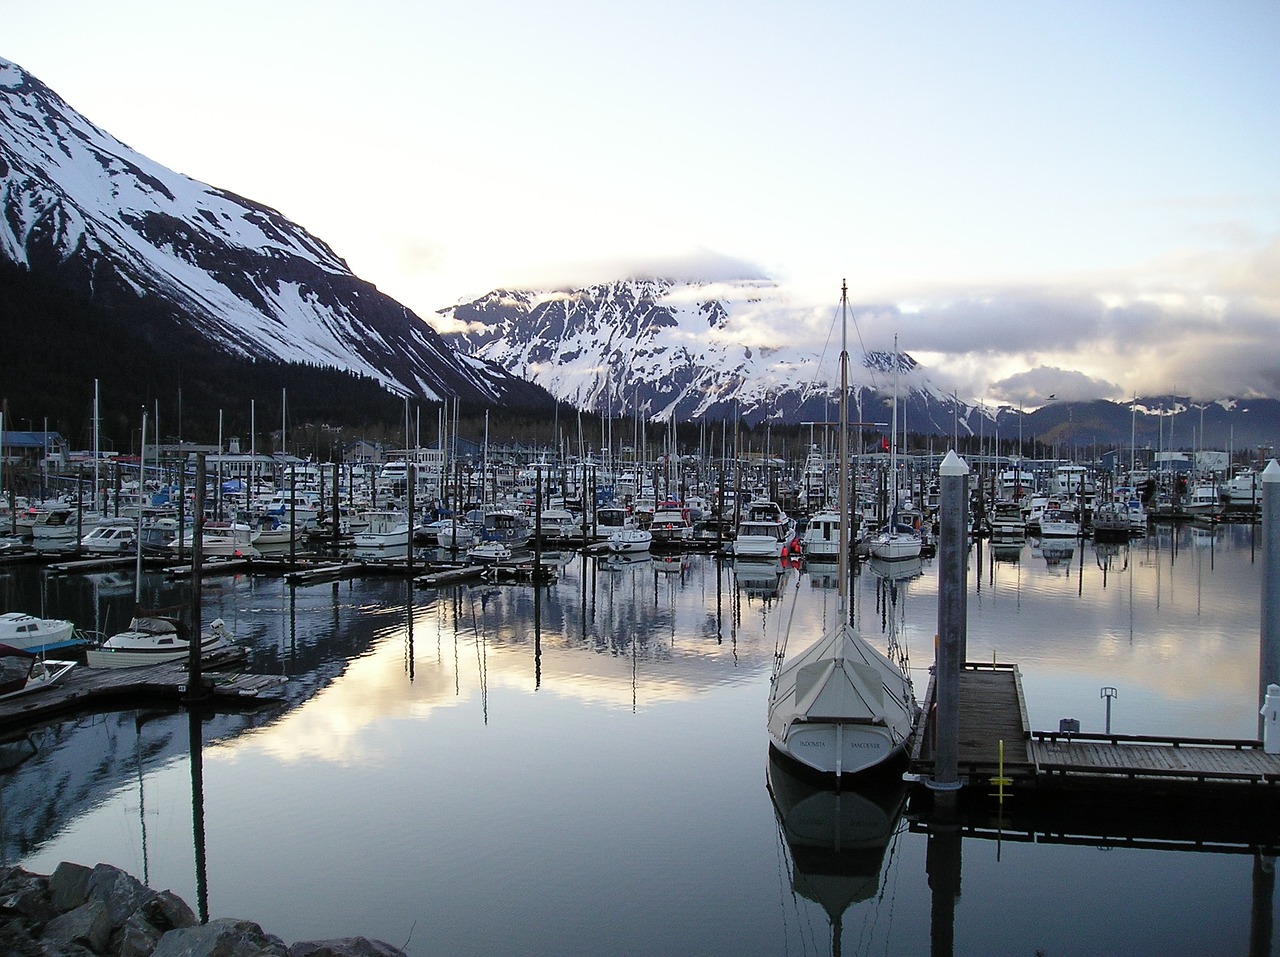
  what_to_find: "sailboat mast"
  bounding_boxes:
[837,281,851,620]
[890,334,899,523]
[135,409,147,605]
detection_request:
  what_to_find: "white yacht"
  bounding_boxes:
[733,500,797,559]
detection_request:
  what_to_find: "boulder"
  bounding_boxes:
[289,939,408,957]
[49,862,93,913]
[85,863,149,928]
[150,917,289,957]
[43,898,112,953]
[0,867,55,925]
[141,889,198,932]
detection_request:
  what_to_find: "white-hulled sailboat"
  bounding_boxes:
[767,283,919,779]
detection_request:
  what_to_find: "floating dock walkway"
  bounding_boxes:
[909,662,1280,801]
[0,654,287,733]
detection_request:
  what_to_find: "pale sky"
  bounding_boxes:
[7,1,1279,405]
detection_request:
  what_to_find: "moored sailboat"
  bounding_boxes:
[768,283,918,780]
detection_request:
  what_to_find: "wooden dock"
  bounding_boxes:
[909,662,1280,801]
[0,655,287,732]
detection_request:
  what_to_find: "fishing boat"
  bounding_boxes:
[768,283,919,780]
[0,645,76,701]
[1090,501,1131,541]
[85,614,236,668]
[0,612,86,655]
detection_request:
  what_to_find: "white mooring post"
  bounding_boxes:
[1262,684,1280,755]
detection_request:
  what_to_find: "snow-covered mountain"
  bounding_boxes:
[437,278,1280,450]
[0,56,544,407]
[436,278,963,428]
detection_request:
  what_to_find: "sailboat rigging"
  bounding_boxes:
[767,283,919,780]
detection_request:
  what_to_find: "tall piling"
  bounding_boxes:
[1260,460,1280,725]
[930,450,969,794]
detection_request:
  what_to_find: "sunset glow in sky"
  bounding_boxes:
[7,1,1279,405]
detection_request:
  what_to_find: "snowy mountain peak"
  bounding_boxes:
[436,277,950,425]
[0,56,543,407]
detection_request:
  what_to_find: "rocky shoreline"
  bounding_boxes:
[0,861,408,957]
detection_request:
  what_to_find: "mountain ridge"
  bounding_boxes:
[0,56,551,416]
[437,277,1280,451]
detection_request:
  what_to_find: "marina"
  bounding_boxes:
[1,501,1276,955]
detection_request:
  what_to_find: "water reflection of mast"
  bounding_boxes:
[404,581,415,682]
[133,716,151,888]
[188,708,209,924]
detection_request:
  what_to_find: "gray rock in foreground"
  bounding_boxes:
[0,863,408,957]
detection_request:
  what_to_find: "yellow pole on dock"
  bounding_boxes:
[990,738,1012,804]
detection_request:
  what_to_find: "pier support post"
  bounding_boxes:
[1260,460,1280,736]
[931,450,969,793]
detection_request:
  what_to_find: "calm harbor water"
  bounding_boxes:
[2,520,1273,956]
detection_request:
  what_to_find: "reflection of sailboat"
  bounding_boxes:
[867,555,923,583]
[598,551,653,571]
[767,752,907,956]
[768,283,919,780]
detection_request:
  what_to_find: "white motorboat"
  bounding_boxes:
[733,500,797,558]
[801,509,843,561]
[1039,506,1081,537]
[467,541,512,564]
[85,615,236,668]
[988,500,1026,538]
[768,283,918,780]
[648,501,694,545]
[353,510,416,549]
[1221,469,1260,508]
[0,645,76,700]
[169,522,260,558]
[608,527,653,554]
[0,612,85,655]
[32,507,100,551]
[80,519,137,555]
[1183,482,1221,517]
[435,517,477,549]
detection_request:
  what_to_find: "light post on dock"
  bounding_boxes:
[1101,686,1118,734]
